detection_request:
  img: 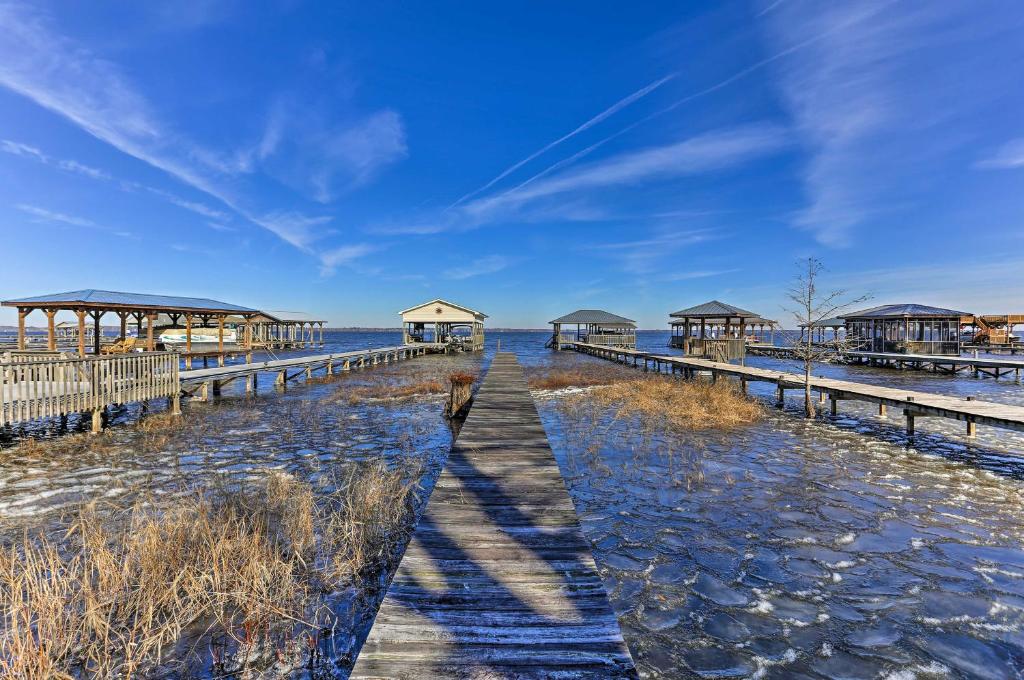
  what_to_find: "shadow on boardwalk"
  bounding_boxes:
[350,353,636,679]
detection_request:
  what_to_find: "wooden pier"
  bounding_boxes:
[351,353,636,679]
[572,343,1024,438]
[179,344,432,399]
[747,344,1024,379]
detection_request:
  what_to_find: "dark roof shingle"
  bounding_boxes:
[550,309,636,325]
[669,300,759,318]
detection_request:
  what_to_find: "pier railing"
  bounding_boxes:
[1,352,180,429]
[584,333,636,347]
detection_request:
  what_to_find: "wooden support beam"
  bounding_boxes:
[76,309,86,357]
[45,309,56,351]
[878,403,887,417]
[147,313,156,351]
[17,307,28,350]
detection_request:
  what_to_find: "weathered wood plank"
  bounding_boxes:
[351,353,636,679]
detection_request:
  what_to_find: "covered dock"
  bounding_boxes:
[668,300,764,361]
[2,289,259,366]
[548,309,636,349]
[401,299,486,352]
[798,316,846,343]
[844,304,969,356]
[248,310,326,350]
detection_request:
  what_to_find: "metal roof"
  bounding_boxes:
[671,316,776,326]
[843,303,971,319]
[2,289,257,313]
[669,300,759,318]
[550,309,636,325]
[257,310,325,323]
[798,317,846,328]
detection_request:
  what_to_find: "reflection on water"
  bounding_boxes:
[2,331,1024,677]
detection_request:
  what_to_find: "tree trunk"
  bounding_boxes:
[804,332,815,418]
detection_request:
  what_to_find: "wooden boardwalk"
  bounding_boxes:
[351,353,636,679]
[572,342,1024,438]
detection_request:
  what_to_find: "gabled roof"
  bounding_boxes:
[399,298,488,318]
[550,309,636,325]
[2,289,257,314]
[843,303,970,319]
[670,300,759,318]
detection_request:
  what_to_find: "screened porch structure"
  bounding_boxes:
[400,299,486,351]
[549,310,636,349]
[798,317,846,343]
[844,304,970,356]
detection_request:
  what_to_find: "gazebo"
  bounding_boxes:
[798,317,845,343]
[668,300,762,360]
[548,310,636,349]
[400,299,486,351]
[844,303,970,355]
[248,310,326,349]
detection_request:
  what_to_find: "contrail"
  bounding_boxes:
[446,73,676,210]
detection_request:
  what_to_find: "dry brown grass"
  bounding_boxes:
[0,462,420,678]
[526,363,633,391]
[560,375,762,433]
[342,379,446,405]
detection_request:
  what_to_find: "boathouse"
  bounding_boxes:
[248,310,326,350]
[843,304,970,355]
[669,300,764,360]
[2,289,259,364]
[400,299,486,351]
[548,309,637,349]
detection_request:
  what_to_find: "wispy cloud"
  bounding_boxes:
[761,1,1023,246]
[1,138,110,180]
[443,255,514,280]
[462,124,787,222]
[16,203,95,227]
[0,3,387,255]
[448,74,675,209]
[318,243,376,276]
[976,138,1024,169]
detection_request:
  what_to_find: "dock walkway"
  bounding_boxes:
[572,342,1024,438]
[351,353,636,679]
[747,344,1024,379]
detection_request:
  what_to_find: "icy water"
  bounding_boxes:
[2,331,1024,678]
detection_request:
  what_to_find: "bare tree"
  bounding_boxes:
[784,258,871,417]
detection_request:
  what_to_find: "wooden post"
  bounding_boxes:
[327,358,334,375]
[171,391,181,415]
[905,410,915,435]
[91,311,102,355]
[91,408,103,434]
[118,312,127,341]
[45,309,56,351]
[830,396,838,416]
[146,313,156,351]
[76,310,87,357]
[878,403,887,417]
[17,308,28,350]
[276,370,286,387]
[184,314,193,369]
[966,420,976,437]
[217,316,225,353]
[199,382,209,401]
[775,379,785,407]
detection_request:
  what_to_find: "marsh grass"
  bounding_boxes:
[0,462,420,679]
[525,363,634,391]
[558,375,762,434]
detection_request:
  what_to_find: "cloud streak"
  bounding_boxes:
[448,74,675,209]
[443,255,513,280]
[977,138,1024,169]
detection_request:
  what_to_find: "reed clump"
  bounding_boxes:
[0,462,420,678]
[526,363,633,391]
[561,375,763,433]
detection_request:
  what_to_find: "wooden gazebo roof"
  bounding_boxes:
[843,303,971,319]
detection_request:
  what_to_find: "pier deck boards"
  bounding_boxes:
[748,345,1024,378]
[350,353,636,679]
[572,343,1024,436]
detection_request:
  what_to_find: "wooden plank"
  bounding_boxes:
[351,353,636,679]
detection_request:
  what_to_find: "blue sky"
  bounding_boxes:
[1,1,1022,328]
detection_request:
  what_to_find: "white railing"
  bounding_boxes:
[1,352,179,428]
[585,334,637,347]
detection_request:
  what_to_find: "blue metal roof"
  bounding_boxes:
[3,289,257,313]
[843,303,971,319]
